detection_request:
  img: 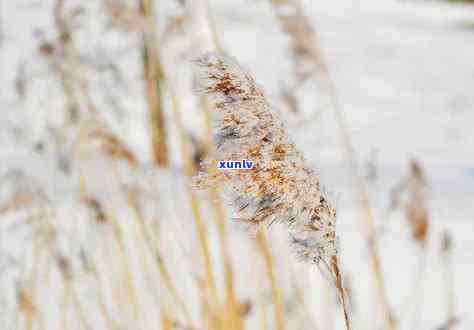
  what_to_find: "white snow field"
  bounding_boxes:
[1,0,473,329]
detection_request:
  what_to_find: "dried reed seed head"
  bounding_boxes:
[83,196,107,223]
[270,0,323,81]
[193,52,339,264]
[77,120,137,165]
[407,205,429,244]
[56,255,73,279]
[17,287,35,312]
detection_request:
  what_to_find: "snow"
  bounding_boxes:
[1,0,473,329]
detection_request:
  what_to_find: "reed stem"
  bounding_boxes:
[139,0,169,166]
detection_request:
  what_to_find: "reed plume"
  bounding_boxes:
[193,52,350,329]
[270,0,325,113]
[390,159,430,246]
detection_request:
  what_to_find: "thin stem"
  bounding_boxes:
[331,256,351,330]
[166,74,221,329]
[139,0,169,166]
[269,1,395,328]
[442,233,456,330]
[256,232,285,330]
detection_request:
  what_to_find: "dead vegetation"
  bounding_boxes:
[0,1,465,330]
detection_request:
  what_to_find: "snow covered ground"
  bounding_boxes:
[1,0,473,329]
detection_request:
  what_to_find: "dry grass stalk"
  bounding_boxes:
[35,1,96,207]
[192,120,243,329]
[331,59,394,330]
[331,256,351,329]
[159,4,252,317]
[256,264,270,330]
[77,127,160,326]
[269,1,395,328]
[56,235,91,329]
[47,3,157,324]
[59,269,71,330]
[193,52,351,330]
[41,0,103,194]
[440,231,456,330]
[78,120,138,168]
[208,191,245,330]
[164,71,224,329]
[193,4,287,320]
[19,208,61,330]
[256,232,286,330]
[17,286,35,329]
[16,205,53,330]
[46,0,98,121]
[390,160,430,328]
[82,247,119,330]
[104,213,141,322]
[8,3,182,329]
[203,0,224,54]
[139,0,169,166]
[127,189,193,326]
[192,5,253,329]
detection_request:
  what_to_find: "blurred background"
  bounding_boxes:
[1,0,473,329]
